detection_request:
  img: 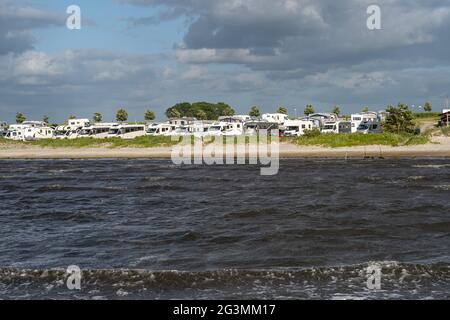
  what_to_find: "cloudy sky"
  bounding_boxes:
[1,0,450,122]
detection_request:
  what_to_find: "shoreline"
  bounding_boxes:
[1,138,450,159]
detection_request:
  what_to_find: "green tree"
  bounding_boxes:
[384,103,416,134]
[93,112,103,123]
[43,115,49,124]
[167,108,182,119]
[332,106,341,116]
[424,102,432,112]
[249,106,261,117]
[362,106,369,113]
[195,110,207,120]
[165,102,235,120]
[145,110,156,121]
[69,115,77,120]
[304,105,315,116]
[116,108,128,122]
[277,106,288,115]
[16,112,26,124]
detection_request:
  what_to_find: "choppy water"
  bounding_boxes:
[0,158,449,299]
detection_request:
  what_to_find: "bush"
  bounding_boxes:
[302,128,321,138]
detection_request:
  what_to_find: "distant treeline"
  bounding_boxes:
[165,102,236,120]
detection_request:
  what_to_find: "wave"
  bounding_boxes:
[1,262,448,299]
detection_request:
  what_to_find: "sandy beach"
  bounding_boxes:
[1,136,449,159]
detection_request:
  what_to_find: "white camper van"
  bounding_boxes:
[107,124,146,139]
[23,126,54,141]
[79,123,115,139]
[262,113,289,125]
[351,112,378,133]
[321,121,352,134]
[284,120,316,137]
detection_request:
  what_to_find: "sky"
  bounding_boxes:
[1,0,450,123]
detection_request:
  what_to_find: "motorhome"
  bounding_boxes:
[5,129,25,141]
[53,126,71,139]
[351,112,378,133]
[146,123,174,136]
[107,124,146,139]
[23,126,55,141]
[67,118,90,131]
[207,122,228,136]
[283,120,317,137]
[244,121,279,135]
[218,117,244,136]
[356,122,383,134]
[79,123,116,139]
[262,113,289,125]
[321,121,352,134]
[309,113,338,126]
[5,121,46,141]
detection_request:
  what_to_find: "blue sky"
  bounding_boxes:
[1,0,450,123]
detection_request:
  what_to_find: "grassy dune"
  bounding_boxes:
[294,133,429,148]
[0,132,433,149]
[0,136,180,148]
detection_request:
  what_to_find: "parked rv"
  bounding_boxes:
[284,120,316,137]
[321,121,352,134]
[23,126,55,141]
[351,112,379,133]
[262,113,289,125]
[108,124,146,139]
[356,122,383,134]
[79,123,116,138]
[244,121,279,135]
[67,119,90,131]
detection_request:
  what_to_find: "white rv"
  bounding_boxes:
[351,112,378,133]
[262,113,289,125]
[67,118,90,131]
[5,129,25,141]
[146,123,171,136]
[5,121,46,141]
[107,124,146,139]
[23,126,55,141]
[79,123,115,139]
[321,121,352,134]
[284,120,317,137]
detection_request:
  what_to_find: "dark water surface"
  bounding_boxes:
[0,158,449,299]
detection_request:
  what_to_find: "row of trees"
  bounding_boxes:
[15,109,156,124]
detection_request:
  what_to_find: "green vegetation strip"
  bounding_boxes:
[295,133,429,148]
[0,136,180,148]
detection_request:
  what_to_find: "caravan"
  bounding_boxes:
[351,112,378,133]
[262,113,289,125]
[79,123,116,138]
[321,121,352,134]
[23,126,54,141]
[107,124,146,139]
[284,120,317,137]
[357,122,383,134]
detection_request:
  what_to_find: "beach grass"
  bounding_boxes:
[294,133,429,148]
[0,136,180,148]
